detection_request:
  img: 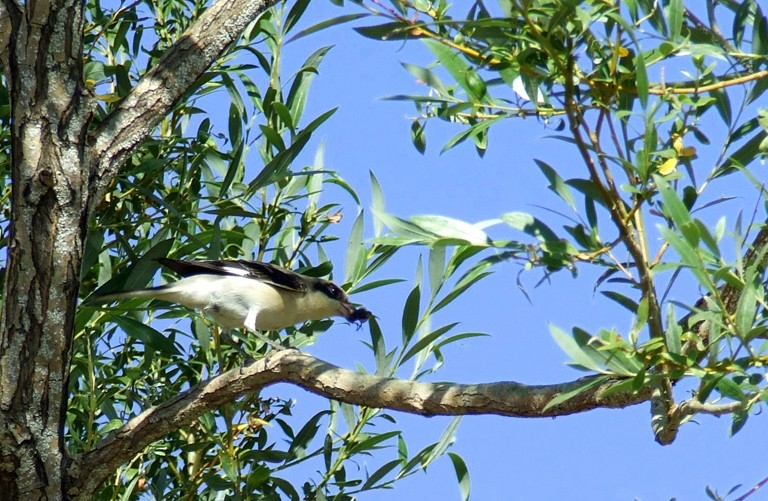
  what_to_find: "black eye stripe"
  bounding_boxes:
[316,281,346,301]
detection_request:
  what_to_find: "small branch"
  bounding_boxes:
[675,399,745,417]
[69,350,649,497]
[86,0,278,208]
[682,224,768,355]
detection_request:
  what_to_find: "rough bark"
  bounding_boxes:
[0,0,278,498]
[69,349,645,496]
[0,1,89,498]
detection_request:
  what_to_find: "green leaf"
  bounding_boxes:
[535,159,576,210]
[286,410,331,461]
[284,0,310,34]
[286,46,332,124]
[601,291,639,313]
[634,49,649,109]
[361,459,401,490]
[89,239,174,298]
[422,39,489,102]
[715,130,768,178]
[400,323,459,365]
[716,377,745,401]
[657,226,713,294]
[354,22,414,41]
[655,174,691,227]
[549,324,603,373]
[432,260,493,313]
[107,314,181,356]
[542,376,609,413]
[370,170,386,237]
[501,212,560,242]
[664,303,682,355]
[411,119,427,154]
[428,245,446,297]
[448,452,471,501]
[423,416,461,466]
[401,63,447,94]
[735,268,759,338]
[401,285,421,346]
[409,215,491,246]
[665,0,683,42]
[248,109,336,192]
[730,410,748,436]
[345,211,366,283]
[348,430,401,455]
[287,13,369,43]
[350,278,406,294]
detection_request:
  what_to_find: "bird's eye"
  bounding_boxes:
[317,281,346,300]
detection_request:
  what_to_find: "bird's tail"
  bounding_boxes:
[89,284,177,303]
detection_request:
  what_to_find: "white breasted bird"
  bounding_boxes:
[93,258,372,348]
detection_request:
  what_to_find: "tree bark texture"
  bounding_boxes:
[0,1,89,498]
[0,0,277,498]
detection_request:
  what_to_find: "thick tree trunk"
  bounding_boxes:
[0,1,89,498]
[0,0,279,497]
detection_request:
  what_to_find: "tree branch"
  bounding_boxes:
[69,349,649,496]
[86,0,278,208]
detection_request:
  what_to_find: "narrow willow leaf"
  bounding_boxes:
[655,174,691,227]
[664,303,682,355]
[735,269,759,338]
[424,416,461,465]
[549,324,603,373]
[665,0,683,42]
[287,411,332,461]
[716,377,745,401]
[401,285,421,346]
[501,212,559,242]
[448,452,471,501]
[535,159,576,210]
[601,291,639,313]
[634,49,649,108]
[400,323,459,365]
[286,46,333,124]
[410,215,491,246]
[428,245,446,297]
[345,211,365,283]
[361,459,401,490]
[108,314,181,356]
[542,376,609,413]
[348,430,401,455]
[369,171,386,237]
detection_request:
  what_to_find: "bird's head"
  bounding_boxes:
[312,279,372,327]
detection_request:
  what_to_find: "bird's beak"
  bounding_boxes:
[341,303,373,327]
[338,301,356,319]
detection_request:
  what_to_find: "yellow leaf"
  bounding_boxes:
[673,135,684,153]
[679,146,697,158]
[659,157,677,175]
[94,93,121,103]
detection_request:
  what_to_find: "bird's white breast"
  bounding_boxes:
[161,274,339,331]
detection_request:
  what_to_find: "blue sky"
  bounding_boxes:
[241,2,768,500]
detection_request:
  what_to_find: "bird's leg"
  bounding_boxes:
[219,329,252,359]
[244,308,286,351]
[248,330,286,351]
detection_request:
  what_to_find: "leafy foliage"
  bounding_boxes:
[319,0,768,441]
[58,1,471,498]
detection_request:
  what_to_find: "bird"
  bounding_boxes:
[92,257,372,349]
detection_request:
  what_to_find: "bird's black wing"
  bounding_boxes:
[156,258,308,293]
